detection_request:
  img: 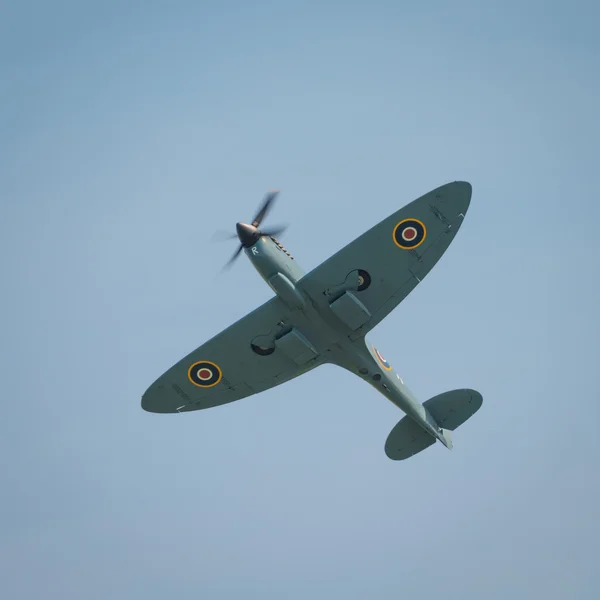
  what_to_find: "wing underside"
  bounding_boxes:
[142,182,472,414]
[297,181,472,338]
[142,297,324,413]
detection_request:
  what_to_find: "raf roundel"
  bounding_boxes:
[393,218,426,250]
[372,345,392,371]
[188,360,222,388]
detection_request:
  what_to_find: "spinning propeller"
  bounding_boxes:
[215,190,288,269]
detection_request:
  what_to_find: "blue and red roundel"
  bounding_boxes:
[393,218,426,249]
[188,361,222,388]
[372,346,392,371]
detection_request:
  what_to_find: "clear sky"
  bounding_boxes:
[1,1,599,598]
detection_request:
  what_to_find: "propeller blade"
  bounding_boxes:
[251,190,279,227]
[260,225,289,238]
[222,243,243,270]
[211,230,238,242]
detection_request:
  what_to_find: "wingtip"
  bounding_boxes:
[448,180,473,205]
[141,385,180,414]
[458,180,473,196]
[452,180,472,192]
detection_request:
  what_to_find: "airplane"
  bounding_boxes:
[141,181,483,460]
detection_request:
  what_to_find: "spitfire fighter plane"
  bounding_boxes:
[142,182,483,460]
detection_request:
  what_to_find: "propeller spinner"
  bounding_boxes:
[218,190,288,270]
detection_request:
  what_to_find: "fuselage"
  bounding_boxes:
[241,233,444,442]
[243,234,305,283]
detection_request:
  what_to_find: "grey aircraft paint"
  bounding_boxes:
[142,181,483,460]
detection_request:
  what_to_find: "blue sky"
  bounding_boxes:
[1,1,599,598]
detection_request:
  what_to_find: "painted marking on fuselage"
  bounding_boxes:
[188,360,222,388]
[251,246,259,256]
[372,345,393,371]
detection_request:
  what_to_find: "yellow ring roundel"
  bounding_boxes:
[372,345,393,371]
[392,218,427,250]
[188,360,222,388]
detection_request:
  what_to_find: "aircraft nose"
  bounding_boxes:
[236,222,259,247]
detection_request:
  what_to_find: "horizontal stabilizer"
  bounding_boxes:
[423,389,483,430]
[385,416,436,460]
[385,389,482,461]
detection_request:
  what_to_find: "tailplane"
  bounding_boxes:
[384,415,436,460]
[423,389,483,430]
[385,389,482,461]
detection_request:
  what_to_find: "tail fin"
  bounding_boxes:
[385,389,482,461]
[437,427,453,450]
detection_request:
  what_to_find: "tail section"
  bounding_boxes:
[437,427,453,450]
[385,389,482,461]
[423,389,483,431]
[384,415,436,460]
